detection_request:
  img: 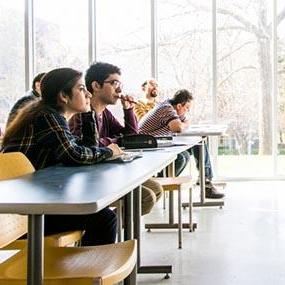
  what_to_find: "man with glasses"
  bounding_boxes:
[69,62,163,215]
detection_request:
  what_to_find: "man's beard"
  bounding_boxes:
[150,90,158,97]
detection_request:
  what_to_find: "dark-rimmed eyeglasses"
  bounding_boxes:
[103,80,122,89]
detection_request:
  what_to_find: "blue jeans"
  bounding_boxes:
[157,150,190,177]
[189,144,213,180]
[175,151,191,176]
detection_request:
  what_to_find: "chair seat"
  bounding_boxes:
[0,240,137,285]
[147,176,195,248]
[153,176,192,191]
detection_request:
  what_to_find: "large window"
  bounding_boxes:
[0,1,25,130]
[1,0,285,179]
[34,0,89,73]
[96,0,151,95]
[216,0,274,177]
[277,0,285,175]
[157,0,212,122]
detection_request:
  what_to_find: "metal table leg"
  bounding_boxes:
[124,191,133,241]
[133,185,172,278]
[124,190,136,285]
[182,138,224,208]
[28,214,44,285]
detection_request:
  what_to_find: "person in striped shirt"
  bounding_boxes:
[139,89,224,199]
[134,79,191,178]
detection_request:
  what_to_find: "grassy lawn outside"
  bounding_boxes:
[217,155,285,178]
[188,155,285,179]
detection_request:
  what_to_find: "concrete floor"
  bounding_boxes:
[137,181,285,285]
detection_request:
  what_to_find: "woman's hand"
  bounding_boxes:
[107,143,124,156]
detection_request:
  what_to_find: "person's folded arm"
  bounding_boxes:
[123,108,138,134]
[168,119,190,133]
[37,113,113,166]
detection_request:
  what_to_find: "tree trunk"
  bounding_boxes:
[257,38,272,155]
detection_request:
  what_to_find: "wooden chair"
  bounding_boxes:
[0,214,137,285]
[0,152,83,249]
[145,176,196,249]
[0,152,137,284]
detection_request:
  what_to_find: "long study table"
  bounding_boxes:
[176,124,227,208]
[131,136,201,276]
[0,151,177,285]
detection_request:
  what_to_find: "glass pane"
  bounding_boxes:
[34,0,89,73]
[217,0,274,177]
[157,0,212,122]
[0,0,25,131]
[96,0,151,95]
[277,0,285,175]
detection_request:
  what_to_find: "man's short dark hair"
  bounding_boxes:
[141,81,147,88]
[85,62,121,93]
[32,72,46,91]
[169,89,193,106]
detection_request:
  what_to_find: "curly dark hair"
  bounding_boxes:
[169,89,193,106]
[85,62,121,93]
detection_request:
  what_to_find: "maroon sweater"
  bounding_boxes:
[69,108,138,147]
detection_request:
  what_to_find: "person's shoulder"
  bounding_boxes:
[23,90,39,99]
[134,99,146,108]
[137,98,148,104]
[37,108,65,124]
[13,93,35,106]
[155,100,175,115]
[157,99,171,109]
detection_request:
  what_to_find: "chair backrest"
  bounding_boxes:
[0,152,35,248]
[0,152,35,180]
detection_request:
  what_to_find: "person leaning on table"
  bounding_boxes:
[134,79,191,178]
[139,88,224,199]
[1,67,124,246]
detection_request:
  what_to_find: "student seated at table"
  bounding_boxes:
[134,78,159,121]
[1,67,122,245]
[69,62,163,215]
[6,72,46,127]
[134,79,190,178]
[139,88,224,199]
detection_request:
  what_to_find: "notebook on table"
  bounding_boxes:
[155,136,174,147]
[155,136,187,148]
[105,151,143,163]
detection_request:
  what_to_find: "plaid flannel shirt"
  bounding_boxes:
[2,107,112,170]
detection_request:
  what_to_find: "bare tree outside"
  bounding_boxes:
[0,0,285,176]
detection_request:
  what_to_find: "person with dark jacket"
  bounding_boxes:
[6,72,46,126]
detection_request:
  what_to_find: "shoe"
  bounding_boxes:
[205,182,225,199]
[196,178,211,186]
